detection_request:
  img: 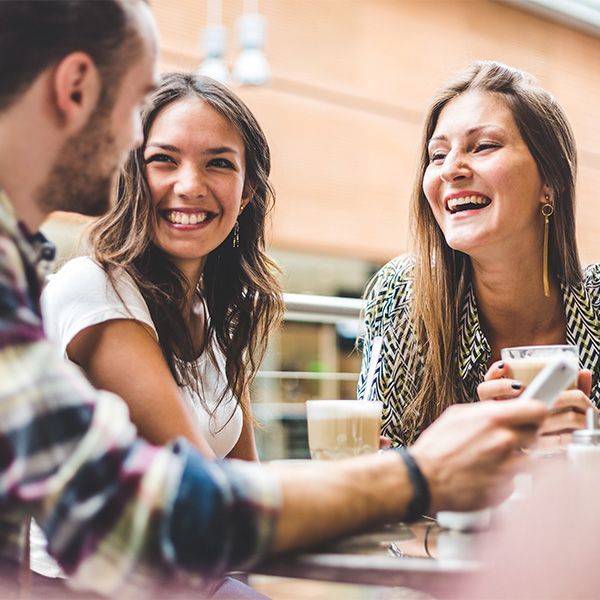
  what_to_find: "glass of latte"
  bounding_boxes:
[501,345,579,389]
[306,400,383,460]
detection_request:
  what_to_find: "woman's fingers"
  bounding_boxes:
[539,385,596,435]
[379,436,392,450]
[551,389,595,414]
[539,410,587,435]
[477,366,596,434]
[577,369,593,397]
[484,361,510,381]
[540,406,592,436]
[478,379,523,401]
[480,361,524,400]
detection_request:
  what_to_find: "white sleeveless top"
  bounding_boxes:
[33,255,243,577]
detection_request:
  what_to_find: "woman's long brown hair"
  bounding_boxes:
[88,72,283,422]
[403,61,581,443]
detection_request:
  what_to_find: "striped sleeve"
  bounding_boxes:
[357,255,414,401]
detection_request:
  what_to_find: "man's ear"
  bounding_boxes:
[52,52,101,132]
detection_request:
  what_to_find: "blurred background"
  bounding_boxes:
[43,0,600,459]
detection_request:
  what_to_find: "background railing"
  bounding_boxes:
[282,292,362,322]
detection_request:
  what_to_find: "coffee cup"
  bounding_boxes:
[306,400,382,460]
[500,345,579,389]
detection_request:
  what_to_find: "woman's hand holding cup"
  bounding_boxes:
[480,349,597,446]
[537,369,594,437]
[478,361,525,401]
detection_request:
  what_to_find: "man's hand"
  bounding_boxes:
[410,399,547,513]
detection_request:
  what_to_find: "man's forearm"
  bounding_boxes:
[269,451,412,552]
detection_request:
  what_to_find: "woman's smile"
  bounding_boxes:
[445,193,492,215]
[160,208,217,228]
[423,90,546,257]
[144,96,247,273]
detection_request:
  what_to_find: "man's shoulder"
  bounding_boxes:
[0,230,26,313]
[0,227,44,347]
[0,226,24,266]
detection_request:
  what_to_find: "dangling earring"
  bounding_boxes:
[232,220,240,248]
[541,196,554,298]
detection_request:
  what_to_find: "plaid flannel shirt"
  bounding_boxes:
[0,191,280,596]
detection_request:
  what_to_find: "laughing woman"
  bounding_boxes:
[358,61,599,447]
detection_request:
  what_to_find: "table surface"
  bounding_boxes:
[254,519,483,594]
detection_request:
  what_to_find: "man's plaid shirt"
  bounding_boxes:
[0,191,279,596]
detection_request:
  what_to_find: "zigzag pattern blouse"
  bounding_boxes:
[358,255,600,446]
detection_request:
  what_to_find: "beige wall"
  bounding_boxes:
[153,0,600,264]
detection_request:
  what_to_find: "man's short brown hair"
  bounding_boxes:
[0,0,145,112]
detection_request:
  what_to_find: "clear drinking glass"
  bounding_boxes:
[306,400,382,460]
[500,345,579,388]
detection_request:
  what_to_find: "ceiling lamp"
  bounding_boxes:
[197,0,229,84]
[232,1,270,86]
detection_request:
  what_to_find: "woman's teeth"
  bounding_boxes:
[447,195,491,214]
[165,211,210,225]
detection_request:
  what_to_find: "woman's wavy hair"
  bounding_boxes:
[88,72,283,419]
[402,60,580,443]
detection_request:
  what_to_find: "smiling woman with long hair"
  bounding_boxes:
[358,61,599,447]
[42,73,283,460]
[34,74,283,591]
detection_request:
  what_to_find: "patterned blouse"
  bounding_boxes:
[358,255,600,445]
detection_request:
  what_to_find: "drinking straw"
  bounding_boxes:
[361,335,382,402]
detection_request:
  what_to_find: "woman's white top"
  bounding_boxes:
[41,255,243,455]
[32,255,243,577]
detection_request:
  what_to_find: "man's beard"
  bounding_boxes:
[39,107,120,218]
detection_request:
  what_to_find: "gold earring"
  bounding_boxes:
[541,196,554,298]
[232,220,240,248]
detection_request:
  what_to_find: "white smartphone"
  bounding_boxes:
[518,357,579,406]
